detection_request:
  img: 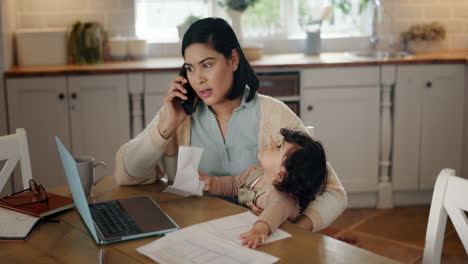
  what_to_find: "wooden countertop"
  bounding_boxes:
[5,49,468,77]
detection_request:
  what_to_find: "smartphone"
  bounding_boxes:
[178,66,198,115]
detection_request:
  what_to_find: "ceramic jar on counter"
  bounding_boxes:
[108,37,147,60]
[128,39,147,60]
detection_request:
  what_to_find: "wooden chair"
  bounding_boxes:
[422,168,468,264]
[0,128,33,192]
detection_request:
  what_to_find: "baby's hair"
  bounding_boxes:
[273,128,328,211]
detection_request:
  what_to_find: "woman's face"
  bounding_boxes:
[183,43,239,106]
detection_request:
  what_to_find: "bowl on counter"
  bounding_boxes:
[243,43,264,61]
[128,39,147,60]
[108,37,128,60]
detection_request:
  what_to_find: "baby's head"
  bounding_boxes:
[259,128,328,211]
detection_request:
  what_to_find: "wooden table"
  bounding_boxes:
[1,176,399,264]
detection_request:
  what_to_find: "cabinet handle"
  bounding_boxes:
[58,93,65,100]
[71,92,77,99]
[426,81,432,88]
[307,105,314,111]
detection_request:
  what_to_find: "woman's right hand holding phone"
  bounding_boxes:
[157,76,190,139]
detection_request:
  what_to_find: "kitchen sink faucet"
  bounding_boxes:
[370,0,384,51]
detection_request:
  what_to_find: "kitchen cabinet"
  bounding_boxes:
[393,64,464,191]
[257,72,300,116]
[301,67,381,193]
[6,75,130,189]
[144,72,176,125]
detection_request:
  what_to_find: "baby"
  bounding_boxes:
[199,128,328,248]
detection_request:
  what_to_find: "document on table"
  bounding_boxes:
[0,207,40,240]
[138,230,279,264]
[138,212,292,264]
[179,211,292,245]
[164,146,205,196]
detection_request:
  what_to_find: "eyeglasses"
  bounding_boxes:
[0,179,48,206]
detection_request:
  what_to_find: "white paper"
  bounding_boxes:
[138,212,292,264]
[169,212,292,246]
[164,146,205,196]
[0,207,39,238]
[138,228,279,264]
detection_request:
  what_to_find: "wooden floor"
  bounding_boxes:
[320,206,467,263]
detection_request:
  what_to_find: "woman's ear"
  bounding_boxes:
[274,171,286,183]
[230,48,240,71]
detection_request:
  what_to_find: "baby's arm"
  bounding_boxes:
[198,165,259,196]
[239,221,271,249]
[239,191,298,248]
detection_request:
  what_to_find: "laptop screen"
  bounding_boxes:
[55,136,100,243]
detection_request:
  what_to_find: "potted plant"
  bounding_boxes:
[178,14,202,41]
[401,22,446,53]
[218,0,259,42]
[68,21,106,64]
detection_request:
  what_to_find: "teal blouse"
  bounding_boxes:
[190,88,260,177]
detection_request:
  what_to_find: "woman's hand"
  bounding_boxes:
[157,76,192,139]
[198,170,212,192]
[239,221,270,248]
[295,215,314,231]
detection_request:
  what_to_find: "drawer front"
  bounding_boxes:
[302,67,379,88]
[257,72,299,97]
[285,101,300,116]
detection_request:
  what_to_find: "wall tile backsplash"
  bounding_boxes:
[380,0,468,49]
[16,0,135,38]
[12,0,468,49]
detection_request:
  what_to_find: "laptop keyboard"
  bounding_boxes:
[90,201,142,238]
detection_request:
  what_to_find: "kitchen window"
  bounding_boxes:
[135,0,373,49]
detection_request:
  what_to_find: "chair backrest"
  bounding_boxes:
[306,126,314,137]
[0,128,33,192]
[423,168,468,264]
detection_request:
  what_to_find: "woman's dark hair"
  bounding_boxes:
[181,17,259,102]
[274,128,328,211]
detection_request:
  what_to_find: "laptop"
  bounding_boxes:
[55,136,178,244]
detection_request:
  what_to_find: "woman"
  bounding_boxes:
[114,17,346,232]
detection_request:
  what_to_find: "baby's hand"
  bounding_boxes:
[239,221,270,248]
[198,170,211,191]
[247,201,264,215]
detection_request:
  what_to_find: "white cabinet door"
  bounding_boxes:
[393,64,464,191]
[68,75,130,180]
[301,67,380,192]
[6,77,70,188]
[420,65,464,189]
[144,94,164,126]
[144,72,176,125]
[301,88,380,192]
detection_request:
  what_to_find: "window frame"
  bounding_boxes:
[135,0,372,56]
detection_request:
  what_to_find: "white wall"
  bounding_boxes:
[0,0,11,136]
[464,66,468,179]
[380,0,468,49]
[0,0,11,195]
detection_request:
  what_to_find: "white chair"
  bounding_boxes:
[0,128,33,192]
[422,169,468,264]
